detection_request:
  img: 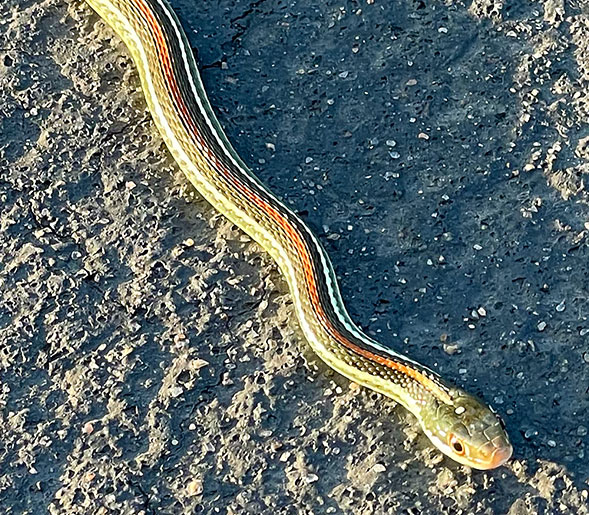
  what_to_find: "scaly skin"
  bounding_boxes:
[84,0,513,468]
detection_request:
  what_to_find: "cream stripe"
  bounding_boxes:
[96,0,333,357]
[149,0,416,361]
[84,0,514,469]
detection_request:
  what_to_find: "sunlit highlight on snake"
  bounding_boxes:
[84,0,513,469]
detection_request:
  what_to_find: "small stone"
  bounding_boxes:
[338,71,349,78]
[372,463,386,473]
[418,132,429,140]
[443,344,460,355]
[305,474,319,484]
[473,244,483,251]
[389,151,400,159]
[169,386,183,398]
[537,321,547,332]
[386,140,397,147]
[193,358,209,370]
[547,440,556,448]
[82,422,94,435]
[406,79,417,86]
[174,333,186,344]
[186,479,203,496]
[477,307,487,317]
[555,300,566,312]
[577,426,588,436]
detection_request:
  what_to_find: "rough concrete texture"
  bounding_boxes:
[1,0,589,512]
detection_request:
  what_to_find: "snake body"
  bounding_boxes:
[85,0,512,469]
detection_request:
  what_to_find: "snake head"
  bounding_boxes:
[419,387,512,469]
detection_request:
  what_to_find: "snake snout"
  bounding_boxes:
[490,441,513,468]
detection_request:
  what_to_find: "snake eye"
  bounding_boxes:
[449,434,465,455]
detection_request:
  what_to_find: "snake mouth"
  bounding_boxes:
[490,443,513,468]
[474,443,513,470]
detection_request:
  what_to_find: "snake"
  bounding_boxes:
[84,0,513,469]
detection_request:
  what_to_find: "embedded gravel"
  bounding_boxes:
[1,0,589,513]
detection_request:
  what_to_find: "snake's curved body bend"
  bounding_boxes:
[85,0,512,468]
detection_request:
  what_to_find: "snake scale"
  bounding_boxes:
[84,0,513,469]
